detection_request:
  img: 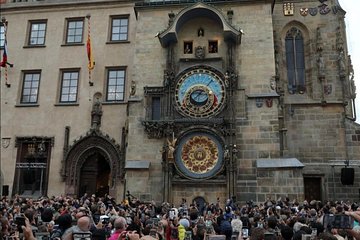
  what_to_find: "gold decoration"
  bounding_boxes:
[180,135,219,174]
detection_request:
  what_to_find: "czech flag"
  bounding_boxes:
[0,27,8,68]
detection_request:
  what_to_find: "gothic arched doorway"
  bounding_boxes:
[79,152,110,197]
[62,130,125,199]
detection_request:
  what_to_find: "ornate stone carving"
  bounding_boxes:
[62,130,124,189]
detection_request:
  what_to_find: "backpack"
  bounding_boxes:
[170,225,179,240]
[220,219,232,234]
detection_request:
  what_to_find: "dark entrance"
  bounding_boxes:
[304,177,322,201]
[79,153,110,197]
[193,196,206,213]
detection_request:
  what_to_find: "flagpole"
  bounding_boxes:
[86,14,94,86]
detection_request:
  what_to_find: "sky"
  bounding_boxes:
[339,0,360,123]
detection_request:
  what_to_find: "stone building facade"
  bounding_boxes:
[0,0,359,205]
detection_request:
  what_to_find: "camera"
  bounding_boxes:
[323,214,354,229]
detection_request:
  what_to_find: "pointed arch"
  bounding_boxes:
[281,21,310,94]
[62,130,124,195]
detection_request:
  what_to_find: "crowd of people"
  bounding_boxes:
[1,193,360,240]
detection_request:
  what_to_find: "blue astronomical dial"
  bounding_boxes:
[175,68,226,118]
[190,89,209,105]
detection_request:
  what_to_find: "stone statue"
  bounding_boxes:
[130,80,136,96]
[338,51,346,76]
[195,46,205,59]
[91,98,103,130]
[166,137,176,160]
[317,53,325,77]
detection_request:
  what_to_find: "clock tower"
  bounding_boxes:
[141,2,242,203]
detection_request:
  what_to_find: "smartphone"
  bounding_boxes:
[323,214,354,229]
[242,228,249,239]
[15,216,26,233]
[169,210,175,220]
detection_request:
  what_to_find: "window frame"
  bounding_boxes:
[109,15,129,42]
[20,70,41,104]
[59,69,80,103]
[27,20,47,46]
[65,18,84,45]
[105,67,126,102]
[285,27,306,94]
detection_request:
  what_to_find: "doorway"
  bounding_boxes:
[304,176,322,201]
[79,153,110,197]
[193,196,206,213]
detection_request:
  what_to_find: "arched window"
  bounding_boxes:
[285,27,305,94]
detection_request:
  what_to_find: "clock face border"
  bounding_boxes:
[175,67,226,118]
[175,131,224,179]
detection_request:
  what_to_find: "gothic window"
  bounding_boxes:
[285,27,305,94]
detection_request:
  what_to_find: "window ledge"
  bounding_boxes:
[15,104,39,107]
[54,103,79,107]
[102,101,127,105]
[23,45,46,49]
[106,40,130,44]
[61,43,85,47]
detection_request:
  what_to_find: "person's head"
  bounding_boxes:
[250,227,266,240]
[41,207,54,223]
[77,215,91,232]
[318,232,338,240]
[300,226,312,234]
[266,216,277,229]
[280,225,293,240]
[24,208,36,223]
[292,230,306,240]
[57,213,72,230]
[309,222,324,236]
[114,216,127,231]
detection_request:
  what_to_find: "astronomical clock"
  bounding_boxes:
[174,68,226,118]
[173,67,227,180]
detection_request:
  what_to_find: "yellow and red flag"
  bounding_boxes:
[86,15,94,71]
